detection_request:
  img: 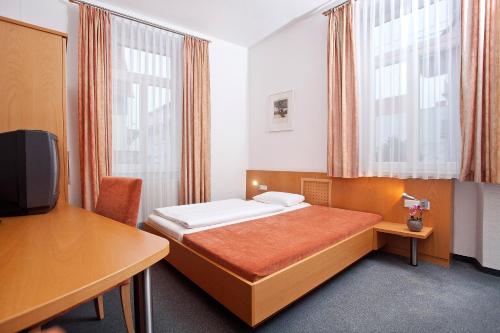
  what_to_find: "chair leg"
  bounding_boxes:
[94,295,105,320]
[120,282,135,333]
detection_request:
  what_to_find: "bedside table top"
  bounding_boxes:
[374,221,433,239]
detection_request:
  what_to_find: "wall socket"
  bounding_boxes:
[404,199,430,210]
[257,184,268,191]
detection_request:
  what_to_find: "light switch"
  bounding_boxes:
[257,184,268,191]
[404,199,420,208]
[404,199,430,210]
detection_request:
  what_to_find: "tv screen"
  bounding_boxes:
[0,130,60,217]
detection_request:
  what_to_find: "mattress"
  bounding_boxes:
[183,205,382,282]
[146,201,311,241]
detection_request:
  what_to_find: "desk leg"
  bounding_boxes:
[410,238,418,266]
[133,268,153,333]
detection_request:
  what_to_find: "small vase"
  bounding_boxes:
[407,218,423,232]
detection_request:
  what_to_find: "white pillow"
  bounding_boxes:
[253,191,305,207]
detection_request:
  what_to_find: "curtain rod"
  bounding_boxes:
[322,0,355,16]
[68,0,211,43]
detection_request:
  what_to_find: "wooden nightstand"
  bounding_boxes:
[374,221,433,266]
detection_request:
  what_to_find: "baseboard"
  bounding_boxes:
[453,254,500,277]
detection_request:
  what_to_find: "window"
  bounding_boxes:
[112,46,173,169]
[111,17,183,220]
[355,0,460,178]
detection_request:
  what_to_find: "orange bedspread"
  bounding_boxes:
[183,205,382,282]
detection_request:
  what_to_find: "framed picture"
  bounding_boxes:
[268,90,293,132]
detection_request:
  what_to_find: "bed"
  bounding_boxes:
[143,179,383,327]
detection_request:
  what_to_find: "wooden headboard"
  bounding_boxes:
[246,170,454,267]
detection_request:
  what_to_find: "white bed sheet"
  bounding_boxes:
[146,201,311,241]
[153,198,283,229]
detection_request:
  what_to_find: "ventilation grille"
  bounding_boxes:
[300,178,332,207]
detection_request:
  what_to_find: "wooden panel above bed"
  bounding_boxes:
[246,170,453,267]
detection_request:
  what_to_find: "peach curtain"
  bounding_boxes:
[78,4,112,210]
[180,37,211,204]
[460,0,500,183]
[327,3,358,178]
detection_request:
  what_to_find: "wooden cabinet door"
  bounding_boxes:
[0,17,68,203]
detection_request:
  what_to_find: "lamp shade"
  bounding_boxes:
[402,192,417,200]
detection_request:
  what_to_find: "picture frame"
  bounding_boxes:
[268,90,293,132]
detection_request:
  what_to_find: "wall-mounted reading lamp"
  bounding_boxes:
[252,180,268,191]
[402,192,430,210]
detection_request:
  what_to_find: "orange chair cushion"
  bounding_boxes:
[95,176,142,226]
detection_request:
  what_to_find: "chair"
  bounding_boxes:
[93,176,142,333]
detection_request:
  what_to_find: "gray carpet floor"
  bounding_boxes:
[45,252,500,333]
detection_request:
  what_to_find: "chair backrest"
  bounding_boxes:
[95,176,142,227]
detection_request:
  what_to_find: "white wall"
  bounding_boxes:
[249,13,327,172]
[453,181,479,257]
[210,40,248,200]
[0,0,249,204]
[480,184,500,268]
[453,181,500,269]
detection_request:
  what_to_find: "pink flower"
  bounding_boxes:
[409,204,423,219]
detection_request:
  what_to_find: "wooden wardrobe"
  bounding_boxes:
[0,16,69,204]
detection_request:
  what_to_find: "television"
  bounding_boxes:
[0,130,60,217]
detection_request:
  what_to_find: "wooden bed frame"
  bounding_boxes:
[143,178,384,327]
[143,222,379,327]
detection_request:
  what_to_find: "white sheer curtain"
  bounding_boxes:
[354,0,461,179]
[111,16,183,221]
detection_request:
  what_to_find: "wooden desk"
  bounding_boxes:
[0,205,169,333]
[374,221,433,266]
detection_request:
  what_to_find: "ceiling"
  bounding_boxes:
[98,0,334,47]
